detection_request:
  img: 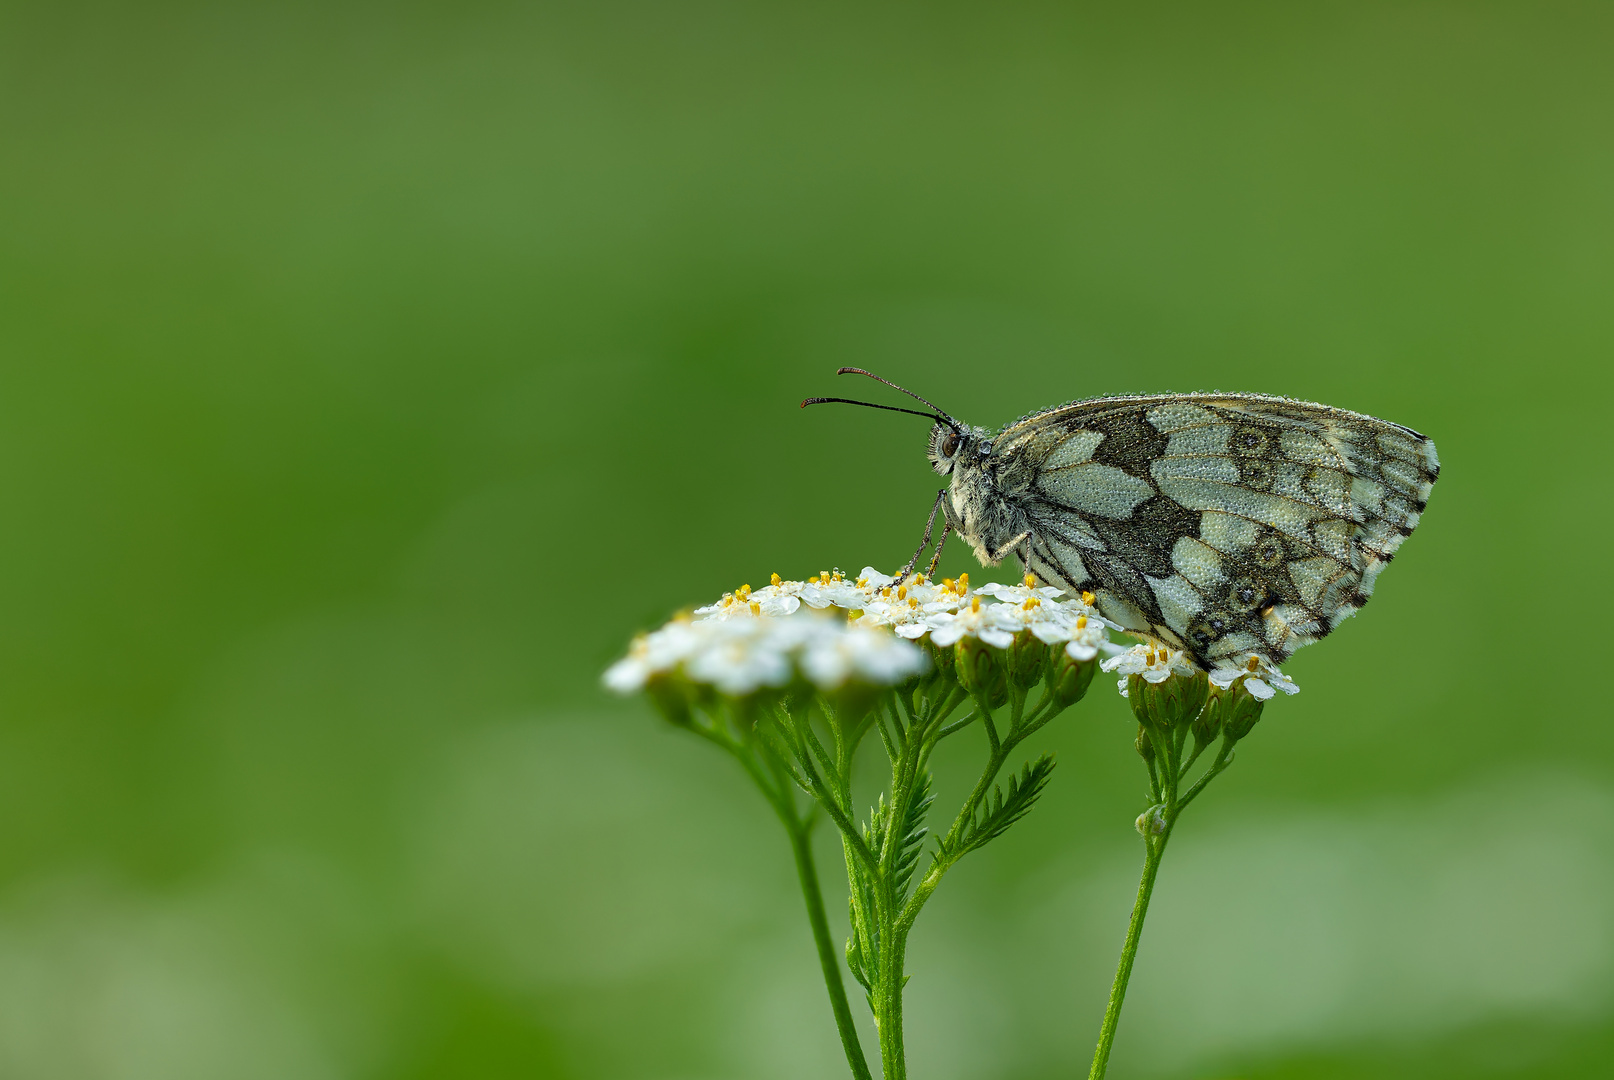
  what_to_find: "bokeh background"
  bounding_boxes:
[2,2,1612,1077]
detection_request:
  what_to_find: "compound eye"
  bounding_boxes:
[940,432,960,457]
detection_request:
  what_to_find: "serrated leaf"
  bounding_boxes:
[892,771,934,900]
[945,754,1056,858]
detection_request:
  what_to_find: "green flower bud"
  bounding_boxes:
[955,636,1009,707]
[1127,669,1209,732]
[1134,721,1154,762]
[1051,650,1097,708]
[645,673,694,728]
[1214,681,1266,741]
[1008,630,1049,689]
[1191,689,1223,748]
[1134,804,1167,837]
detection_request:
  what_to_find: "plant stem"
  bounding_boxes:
[787,820,875,1080]
[1088,825,1169,1080]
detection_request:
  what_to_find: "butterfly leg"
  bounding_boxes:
[924,525,952,578]
[987,531,1032,567]
[895,488,949,580]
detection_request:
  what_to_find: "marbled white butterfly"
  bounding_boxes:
[805,369,1439,670]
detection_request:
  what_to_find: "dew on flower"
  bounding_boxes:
[1100,641,1198,696]
[1209,652,1299,700]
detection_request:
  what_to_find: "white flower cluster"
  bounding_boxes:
[1099,642,1300,700]
[603,612,927,697]
[1100,643,1199,697]
[1209,653,1299,701]
[697,569,1109,658]
[606,567,1114,700]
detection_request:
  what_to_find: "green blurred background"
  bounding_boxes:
[2,1,1611,1077]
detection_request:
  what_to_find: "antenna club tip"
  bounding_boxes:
[835,366,861,376]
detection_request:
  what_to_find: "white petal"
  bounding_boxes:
[602,658,649,693]
[1245,677,1276,701]
[1066,641,1097,661]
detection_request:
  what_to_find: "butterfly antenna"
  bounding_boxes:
[799,396,951,426]
[834,367,961,428]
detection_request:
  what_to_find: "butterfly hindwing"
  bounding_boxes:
[995,393,1438,668]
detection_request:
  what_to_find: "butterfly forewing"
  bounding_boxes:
[996,394,1439,668]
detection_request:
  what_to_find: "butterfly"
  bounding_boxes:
[804,368,1439,671]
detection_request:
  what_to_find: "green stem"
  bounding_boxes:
[787,820,875,1080]
[1088,825,1170,1080]
[877,928,909,1080]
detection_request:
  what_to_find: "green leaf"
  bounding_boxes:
[892,771,934,900]
[945,754,1055,859]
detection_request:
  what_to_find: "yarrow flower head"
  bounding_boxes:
[605,609,927,700]
[1100,642,1199,697]
[1209,653,1299,701]
[853,570,969,639]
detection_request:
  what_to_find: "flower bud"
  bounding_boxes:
[1127,669,1209,732]
[1210,680,1266,741]
[1191,691,1222,748]
[1134,722,1154,762]
[1050,651,1097,708]
[1008,630,1049,689]
[1134,804,1167,837]
[645,674,694,728]
[954,636,1008,707]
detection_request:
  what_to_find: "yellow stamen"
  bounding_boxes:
[1247,655,1261,672]
[971,595,981,613]
[749,601,761,615]
[820,570,829,582]
[942,578,954,592]
[1024,572,1036,588]
[908,597,919,609]
[722,594,734,607]
[1023,597,1039,610]
[1076,615,1087,629]
[739,584,751,599]
[1081,590,1095,606]
[959,572,970,590]
[770,572,781,587]
[897,585,907,600]
[856,576,868,588]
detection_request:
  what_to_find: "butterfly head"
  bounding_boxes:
[927,422,986,476]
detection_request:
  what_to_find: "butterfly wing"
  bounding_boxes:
[991,393,1439,669]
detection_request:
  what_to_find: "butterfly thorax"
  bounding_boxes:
[935,426,1035,568]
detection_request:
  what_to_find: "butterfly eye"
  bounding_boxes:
[940,432,960,457]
